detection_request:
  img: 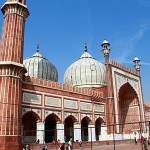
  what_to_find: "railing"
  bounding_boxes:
[22,121,150,150]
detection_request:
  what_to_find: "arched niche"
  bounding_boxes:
[64,115,77,142]
[118,82,140,134]
[81,116,91,141]
[44,113,59,143]
[22,111,40,143]
[95,117,104,141]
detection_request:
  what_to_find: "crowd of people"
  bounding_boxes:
[134,135,150,150]
[23,138,82,150]
[23,135,150,150]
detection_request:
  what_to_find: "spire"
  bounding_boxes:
[84,43,88,52]
[36,43,39,52]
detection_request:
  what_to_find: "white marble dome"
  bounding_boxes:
[23,46,58,82]
[64,44,106,87]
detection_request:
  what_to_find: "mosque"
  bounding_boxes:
[0,0,147,150]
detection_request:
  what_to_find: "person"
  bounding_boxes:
[23,145,29,150]
[143,138,148,150]
[68,139,72,150]
[45,145,48,150]
[134,137,137,144]
[134,132,137,144]
[59,142,65,150]
[36,139,40,144]
[67,142,71,150]
[52,140,56,145]
[142,136,145,143]
[57,139,60,144]
[79,141,82,150]
[42,145,45,150]
[148,136,150,145]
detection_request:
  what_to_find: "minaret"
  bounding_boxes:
[101,39,110,64]
[101,40,116,134]
[0,0,29,149]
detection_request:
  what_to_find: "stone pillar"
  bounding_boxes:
[100,124,108,140]
[57,123,64,143]
[88,124,96,141]
[74,124,81,142]
[36,122,45,144]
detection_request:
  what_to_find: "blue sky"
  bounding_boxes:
[0,0,150,101]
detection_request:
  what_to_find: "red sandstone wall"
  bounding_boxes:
[22,76,105,102]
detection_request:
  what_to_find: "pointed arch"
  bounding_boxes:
[118,82,140,134]
[82,116,92,123]
[95,117,105,124]
[22,110,40,122]
[95,117,104,141]
[64,115,77,123]
[81,116,91,141]
[22,111,39,143]
[64,115,76,142]
[45,112,61,123]
[44,113,59,143]
[81,115,92,123]
[118,82,139,104]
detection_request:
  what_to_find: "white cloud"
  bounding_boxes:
[112,22,150,64]
[123,61,150,66]
[140,62,150,66]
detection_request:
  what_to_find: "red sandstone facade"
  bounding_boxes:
[0,1,146,150]
[0,0,29,149]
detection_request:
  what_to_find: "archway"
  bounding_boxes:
[45,114,57,143]
[64,116,74,142]
[81,117,90,141]
[22,111,39,143]
[95,118,104,141]
[118,83,140,134]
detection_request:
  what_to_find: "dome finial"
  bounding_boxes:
[84,43,88,52]
[36,43,39,52]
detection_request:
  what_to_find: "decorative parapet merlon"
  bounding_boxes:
[109,60,140,76]
[23,76,104,100]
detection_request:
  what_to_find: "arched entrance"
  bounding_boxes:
[64,116,74,142]
[45,114,57,143]
[95,118,104,141]
[81,117,90,141]
[118,83,140,134]
[22,111,39,143]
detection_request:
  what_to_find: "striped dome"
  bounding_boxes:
[64,44,106,87]
[23,47,58,82]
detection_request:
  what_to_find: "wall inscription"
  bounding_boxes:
[23,93,41,104]
[94,104,104,112]
[64,99,77,109]
[80,102,92,111]
[45,96,61,107]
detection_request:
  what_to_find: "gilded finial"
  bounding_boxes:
[36,43,39,52]
[84,43,88,52]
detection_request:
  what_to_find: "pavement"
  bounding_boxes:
[77,143,148,150]
[28,142,148,150]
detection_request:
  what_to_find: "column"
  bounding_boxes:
[100,124,108,140]
[36,122,44,144]
[57,123,64,143]
[74,124,81,142]
[88,124,96,141]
